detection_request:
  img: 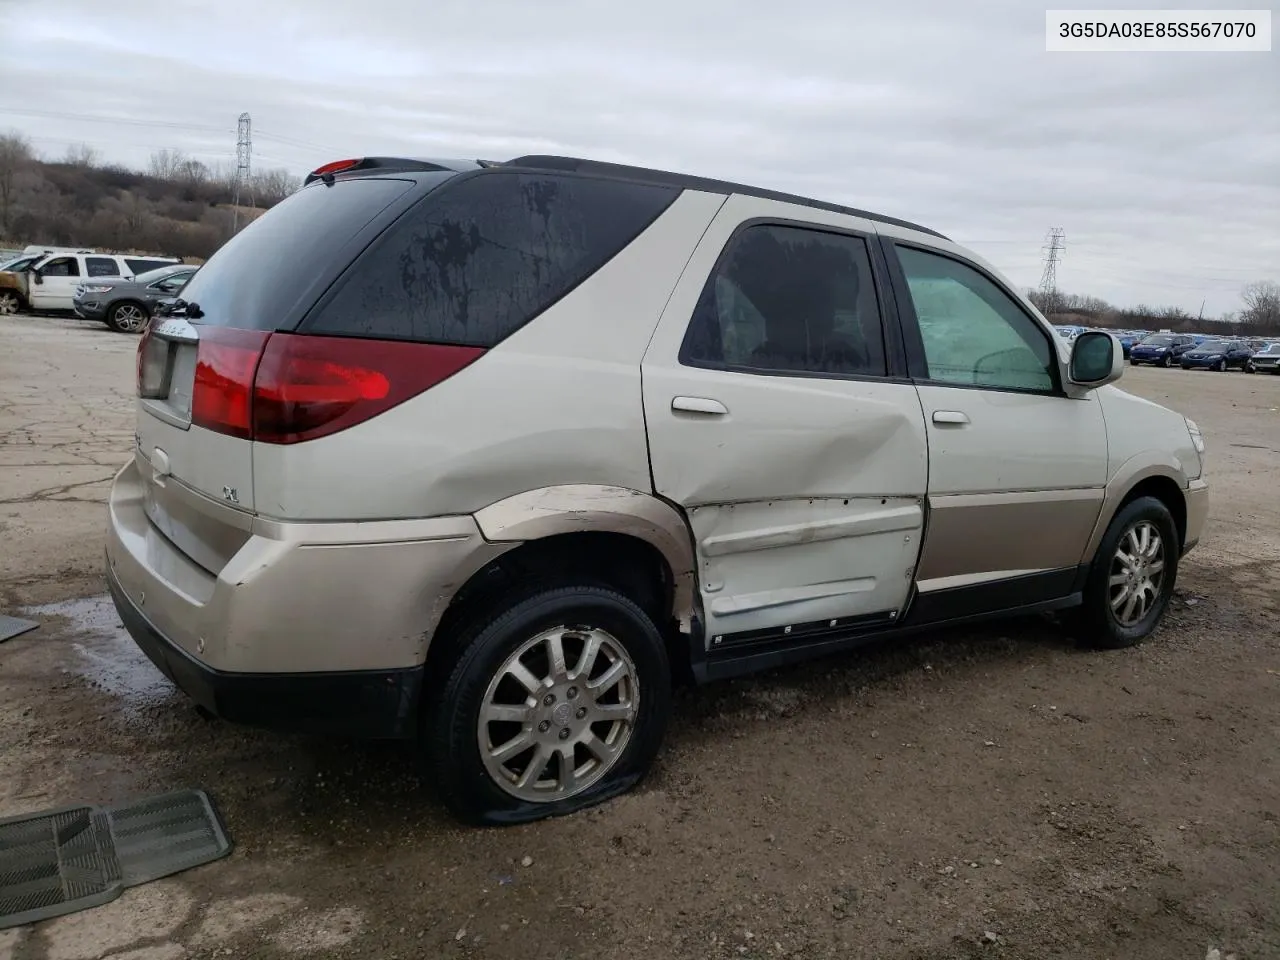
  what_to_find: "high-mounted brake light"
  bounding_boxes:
[189,331,484,444]
[310,158,362,177]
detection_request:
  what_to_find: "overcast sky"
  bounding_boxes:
[1,0,1275,317]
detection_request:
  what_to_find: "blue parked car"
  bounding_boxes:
[1129,333,1196,367]
[1179,338,1254,371]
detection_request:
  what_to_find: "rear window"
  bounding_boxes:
[303,171,679,346]
[125,258,177,274]
[176,176,422,329]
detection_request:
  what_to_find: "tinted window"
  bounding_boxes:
[306,172,678,345]
[135,266,183,285]
[680,224,886,377]
[86,257,119,277]
[41,257,79,277]
[897,246,1054,392]
[178,176,423,329]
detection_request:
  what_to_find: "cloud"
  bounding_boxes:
[1,0,1275,315]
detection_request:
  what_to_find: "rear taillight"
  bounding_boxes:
[189,331,482,444]
[191,328,270,439]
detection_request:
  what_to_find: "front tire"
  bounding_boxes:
[1160,355,1172,368]
[0,290,22,316]
[426,585,672,825]
[1073,496,1179,650]
[107,301,149,333]
[1214,359,1226,372]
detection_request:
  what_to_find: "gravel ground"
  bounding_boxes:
[1,313,1277,960]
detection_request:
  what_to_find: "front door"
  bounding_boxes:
[29,256,81,310]
[642,197,929,652]
[884,240,1109,619]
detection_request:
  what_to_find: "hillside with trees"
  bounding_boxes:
[0,131,300,260]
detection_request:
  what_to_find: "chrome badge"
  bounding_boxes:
[222,486,240,504]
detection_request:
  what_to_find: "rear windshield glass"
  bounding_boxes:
[176,176,423,329]
[303,171,679,346]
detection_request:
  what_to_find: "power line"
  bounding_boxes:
[0,106,231,135]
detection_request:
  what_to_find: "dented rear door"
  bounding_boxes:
[641,194,928,649]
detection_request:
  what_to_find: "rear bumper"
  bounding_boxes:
[108,565,422,738]
[105,458,512,728]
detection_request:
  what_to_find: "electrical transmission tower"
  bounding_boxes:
[231,112,253,234]
[1038,227,1065,315]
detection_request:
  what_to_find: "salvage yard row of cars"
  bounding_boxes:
[1054,324,1280,375]
[0,246,194,332]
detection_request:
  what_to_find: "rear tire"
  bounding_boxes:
[1071,496,1179,650]
[107,301,149,333]
[425,584,672,825]
[0,291,22,315]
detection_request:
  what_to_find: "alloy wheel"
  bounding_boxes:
[0,292,18,315]
[477,624,639,803]
[1108,521,1166,627]
[113,304,147,333]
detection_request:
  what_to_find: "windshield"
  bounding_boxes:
[1141,335,1174,345]
[135,266,186,285]
[0,255,39,273]
[1261,343,1280,354]
[1196,340,1228,351]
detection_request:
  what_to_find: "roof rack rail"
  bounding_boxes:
[503,155,948,240]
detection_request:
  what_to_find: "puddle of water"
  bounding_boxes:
[24,595,177,713]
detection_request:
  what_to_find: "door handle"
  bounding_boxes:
[932,410,970,425]
[672,396,728,416]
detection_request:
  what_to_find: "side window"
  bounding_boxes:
[86,257,119,278]
[896,245,1055,392]
[41,257,80,277]
[306,173,679,345]
[680,224,886,378]
[126,259,157,274]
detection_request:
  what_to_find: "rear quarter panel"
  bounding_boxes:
[252,190,727,520]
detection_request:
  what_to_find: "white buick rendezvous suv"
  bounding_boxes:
[106,154,1209,824]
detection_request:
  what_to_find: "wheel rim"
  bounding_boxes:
[478,624,639,803]
[114,305,146,332]
[1109,521,1166,627]
[0,293,16,315]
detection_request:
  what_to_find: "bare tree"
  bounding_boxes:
[0,131,34,237]
[251,167,301,205]
[64,143,100,168]
[1241,281,1280,328]
[148,148,190,181]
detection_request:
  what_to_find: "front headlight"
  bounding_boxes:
[1185,417,1205,455]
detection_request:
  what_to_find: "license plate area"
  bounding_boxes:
[140,336,175,399]
[139,317,200,424]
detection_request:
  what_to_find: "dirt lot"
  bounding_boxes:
[1,314,1277,960]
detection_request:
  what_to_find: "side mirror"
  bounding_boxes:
[32,271,43,285]
[1069,331,1122,387]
